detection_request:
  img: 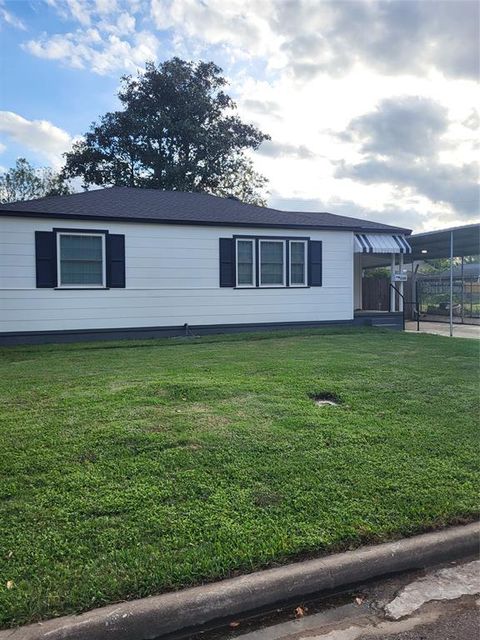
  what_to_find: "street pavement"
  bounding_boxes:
[194,558,479,640]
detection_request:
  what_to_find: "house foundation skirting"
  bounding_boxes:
[0,313,404,346]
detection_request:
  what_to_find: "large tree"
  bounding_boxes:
[214,155,269,206]
[0,158,73,203]
[63,59,270,204]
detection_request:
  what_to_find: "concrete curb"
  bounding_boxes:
[1,522,478,640]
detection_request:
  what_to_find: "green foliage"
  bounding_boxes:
[463,255,480,264]
[211,155,269,205]
[0,158,73,203]
[63,58,270,205]
[0,329,478,627]
[419,258,456,274]
[419,256,480,275]
[364,267,391,278]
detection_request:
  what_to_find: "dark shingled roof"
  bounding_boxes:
[0,186,411,234]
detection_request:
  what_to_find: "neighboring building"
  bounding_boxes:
[0,187,411,345]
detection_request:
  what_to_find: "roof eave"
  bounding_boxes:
[0,209,411,235]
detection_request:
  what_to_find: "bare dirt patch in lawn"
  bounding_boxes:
[309,391,342,407]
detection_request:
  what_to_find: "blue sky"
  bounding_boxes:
[0,0,479,231]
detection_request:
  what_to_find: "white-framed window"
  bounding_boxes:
[57,232,106,288]
[259,239,286,287]
[289,240,308,286]
[236,238,256,287]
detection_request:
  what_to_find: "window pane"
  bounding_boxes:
[60,235,102,261]
[290,242,305,263]
[60,235,103,286]
[237,240,254,285]
[261,241,283,263]
[238,263,253,285]
[237,240,253,263]
[290,242,306,284]
[261,241,284,285]
[61,260,103,285]
[291,264,305,284]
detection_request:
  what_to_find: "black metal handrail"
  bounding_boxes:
[389,283,420,332]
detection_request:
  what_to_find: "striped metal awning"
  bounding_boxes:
[354,233,412,254]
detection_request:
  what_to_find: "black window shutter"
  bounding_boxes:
[219,238,235,287]
[35,231,57,288]
[308,240,322,286]
[106,234,126,288]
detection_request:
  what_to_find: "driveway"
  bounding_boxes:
[405,321,480,339]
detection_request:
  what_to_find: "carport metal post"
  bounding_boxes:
[390,253,396,312]
[460,256,465,324]
[399,252,404,313]
[449,230,454,337]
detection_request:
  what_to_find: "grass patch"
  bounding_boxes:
[0,328,478,627]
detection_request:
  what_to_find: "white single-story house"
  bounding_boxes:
[0,187,412,345]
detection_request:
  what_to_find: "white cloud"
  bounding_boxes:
[66,0,91,26]
[235,62,479,231]
[24,0,156,74]
[333,96,479,217]
[115,12,135,34]
[151,0,280,61]
[148,0,479,80]
[95,0,118,14]
[0,111,73,167]
[24,27,159,75]
[0,1,26,30]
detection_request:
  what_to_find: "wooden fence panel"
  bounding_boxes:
[362,277,400,311]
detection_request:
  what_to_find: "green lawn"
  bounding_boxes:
[0,328,478,628]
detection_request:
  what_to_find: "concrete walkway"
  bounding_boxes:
[405,321,480,339]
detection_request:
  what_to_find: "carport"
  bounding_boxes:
[409,224,480,337]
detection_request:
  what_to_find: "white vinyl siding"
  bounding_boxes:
[236,238,255,287]
[57,233,106,288]
[289,240,307,286]
[259,239,286,287]
[0,217,355,333]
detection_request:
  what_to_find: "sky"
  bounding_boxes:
[0,0,479,232]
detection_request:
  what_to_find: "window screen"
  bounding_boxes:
[59,234,104,286]
[260,240,284,286]
[290,241,306,285]
[237,239,255,286]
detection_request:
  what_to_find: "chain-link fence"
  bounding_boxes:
[416,276,480,324]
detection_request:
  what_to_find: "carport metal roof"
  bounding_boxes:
[409,224,480,260]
